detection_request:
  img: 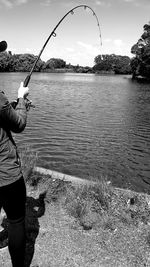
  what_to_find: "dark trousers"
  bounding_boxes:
[0,178,26,267]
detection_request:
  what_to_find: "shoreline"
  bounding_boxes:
[33,166,150,201]
[1,166,150,266]
[34,166,96,185]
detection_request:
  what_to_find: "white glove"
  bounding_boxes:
[18,82,29,99]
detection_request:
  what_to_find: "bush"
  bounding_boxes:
[64,178,113,229]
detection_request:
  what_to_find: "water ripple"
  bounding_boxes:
[2,72,150,192]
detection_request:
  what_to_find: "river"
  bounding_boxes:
[1,72,150,192]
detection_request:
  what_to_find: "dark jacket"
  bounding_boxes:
[0,91,27,187]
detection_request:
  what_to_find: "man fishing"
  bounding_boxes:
[0,40,29,267]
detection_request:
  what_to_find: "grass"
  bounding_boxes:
[19,146,150,266]
[19,145,38,183]
[29,172,150,265]
[62,178,112,229]
[20,144,150,231]
[26,167,150,231]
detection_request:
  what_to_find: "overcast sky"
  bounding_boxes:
[0,0,149,66]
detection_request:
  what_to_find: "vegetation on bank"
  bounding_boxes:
[15,145,150,265]
[19,145,150,233]
[26,167,150,236]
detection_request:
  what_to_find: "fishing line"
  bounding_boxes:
[23,5,102,87]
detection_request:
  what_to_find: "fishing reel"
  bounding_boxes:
[11,98,35,111]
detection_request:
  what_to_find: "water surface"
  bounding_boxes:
[1,72,150,192]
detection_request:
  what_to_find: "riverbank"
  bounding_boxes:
[1,168,150,266]
[132,75,150,83]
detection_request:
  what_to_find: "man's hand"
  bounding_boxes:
[18,82,29,99]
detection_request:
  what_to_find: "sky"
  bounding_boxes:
[0,0,150,67]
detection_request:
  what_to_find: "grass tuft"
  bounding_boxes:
[64,177,113,229]
[18,145,38,183]
[45,179,72,203]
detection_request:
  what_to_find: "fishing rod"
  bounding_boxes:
[12,5,102,109]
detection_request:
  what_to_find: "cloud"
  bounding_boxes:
[123,0,135,2]
[113,39,123,46]
[95,0,111,7]
[103,38,124,47]
[40,0,52,6]
[0,0,28,8]
[42,38,131,66]
[65,47,74,52]
[122,0,150,7]
[113,39,125,54]
[16,0,28,4]
[0,0,13,8]
[77,41,100,55]
[95,0,105,5]
[103,38,111,43]
[63,44,97,66]
[98,37,132,57]
[25,47,32,53]
[77,41,93,50]
[42,41,101,66]
[122,0,140,5]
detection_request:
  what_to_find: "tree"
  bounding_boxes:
[113,56,131,74]
[131,22,150,79]
[44,58,66,70]
[93,54,131,74]
[0,52,11,71]
[9,54,44,72]
[0,53,45,72]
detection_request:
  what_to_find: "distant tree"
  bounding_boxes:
[10,54,44,72]
[0,52,11,71]
[93,54,131,74]
[94,54,114,71]
[8,54,20,72]
[66,63,73,69]
[131,22,150,79]
[44,58,66,70]
[113,56,131,74]
[0,53,44,72]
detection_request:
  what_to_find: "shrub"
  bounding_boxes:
[64,177,113,228]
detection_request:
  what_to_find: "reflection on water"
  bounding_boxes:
[1,72,150,192]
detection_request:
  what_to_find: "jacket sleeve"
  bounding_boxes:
[0,91,27,133]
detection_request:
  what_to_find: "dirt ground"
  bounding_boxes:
[1,182,150,267]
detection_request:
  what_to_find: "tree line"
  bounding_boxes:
[0,51,132,74]
[0,52,93,73]
[0,22,149,79]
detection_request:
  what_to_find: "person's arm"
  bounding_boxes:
[0,82,29,133]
